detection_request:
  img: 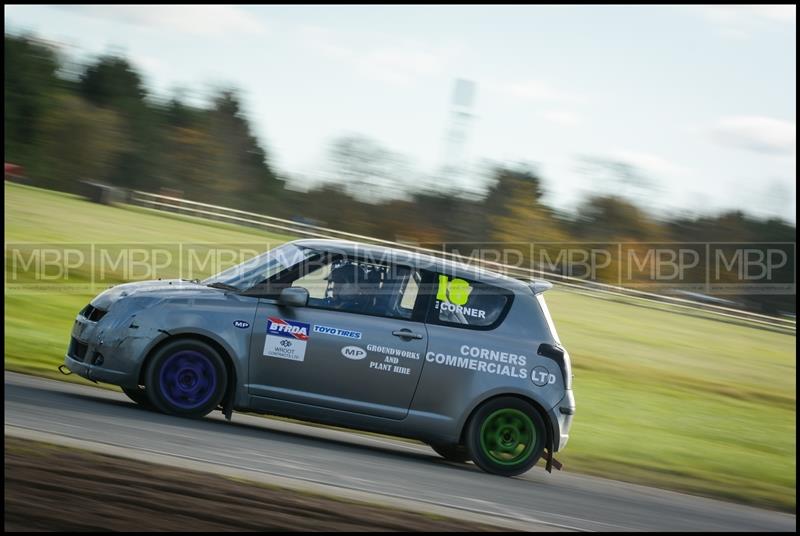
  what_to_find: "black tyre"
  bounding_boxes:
[430,443,471,463]
[465,397,546,477]
[144,339,227,418]
[121,386,153,409]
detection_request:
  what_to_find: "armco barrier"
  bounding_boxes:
[129,190,796,333]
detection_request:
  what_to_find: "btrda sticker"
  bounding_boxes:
[264,317,309,362]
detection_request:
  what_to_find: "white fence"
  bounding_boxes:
[129,190,796,334]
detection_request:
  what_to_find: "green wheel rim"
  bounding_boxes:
[479,408,537,466]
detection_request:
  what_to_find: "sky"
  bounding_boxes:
[4,4,797,222]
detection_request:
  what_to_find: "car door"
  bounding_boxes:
[247,258,428,420]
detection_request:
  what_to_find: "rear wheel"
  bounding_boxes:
[430,443,471,463]
[121,386,152,409]
[465,397,546,477]
[145,339,227,418]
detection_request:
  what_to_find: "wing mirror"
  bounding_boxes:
[279,287,309,307]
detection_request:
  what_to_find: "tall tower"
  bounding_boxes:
[440,78,477,193]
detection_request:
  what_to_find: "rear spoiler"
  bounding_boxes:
[529,280,553,295]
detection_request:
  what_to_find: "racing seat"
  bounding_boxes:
[363,266,386,315]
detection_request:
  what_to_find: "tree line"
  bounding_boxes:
[4,33,795,314]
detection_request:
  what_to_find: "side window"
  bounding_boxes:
[429,273,510,329]
[292,262,331,300]
[291,256,420,320]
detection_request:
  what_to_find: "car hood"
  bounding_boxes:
[91,279,218,310]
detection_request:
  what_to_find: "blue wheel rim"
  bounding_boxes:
[158,350,216,409]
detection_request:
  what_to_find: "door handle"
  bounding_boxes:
[392,329,423,340]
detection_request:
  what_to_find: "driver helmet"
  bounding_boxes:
[326,262,363,285]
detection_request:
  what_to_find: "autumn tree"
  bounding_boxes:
[4,34,62,176]
[205,89,282,210]
[39,94,127,190]
[78,55,163,190]
[484,165,566,243]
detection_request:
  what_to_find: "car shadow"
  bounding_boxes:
[52,387,485,476]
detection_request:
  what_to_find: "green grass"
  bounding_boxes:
[4,182,796,512]
[548,290,795,510]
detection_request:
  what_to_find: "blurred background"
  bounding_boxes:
[4,5,797,313]
[3,4,796,514]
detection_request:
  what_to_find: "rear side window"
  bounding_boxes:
[426,272,511,329]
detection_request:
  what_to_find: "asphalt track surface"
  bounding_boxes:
[4,372,795,532]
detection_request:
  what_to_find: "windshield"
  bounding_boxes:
[202,243,315,291]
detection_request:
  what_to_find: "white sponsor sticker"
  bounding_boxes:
[531,366,557,387]
[368,361,412,375]
[424,345,529,379]
[365,344,420,360]
[313,324,362,340]
[341,346,367,360]
[435,300,486,319]
[264,317,309,362]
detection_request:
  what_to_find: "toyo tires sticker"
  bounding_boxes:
[312,324,362,340]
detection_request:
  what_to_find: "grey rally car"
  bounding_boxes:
[64,239,575,476]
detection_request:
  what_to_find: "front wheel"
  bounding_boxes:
[465,397,546,477]
[144,339,227,418]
